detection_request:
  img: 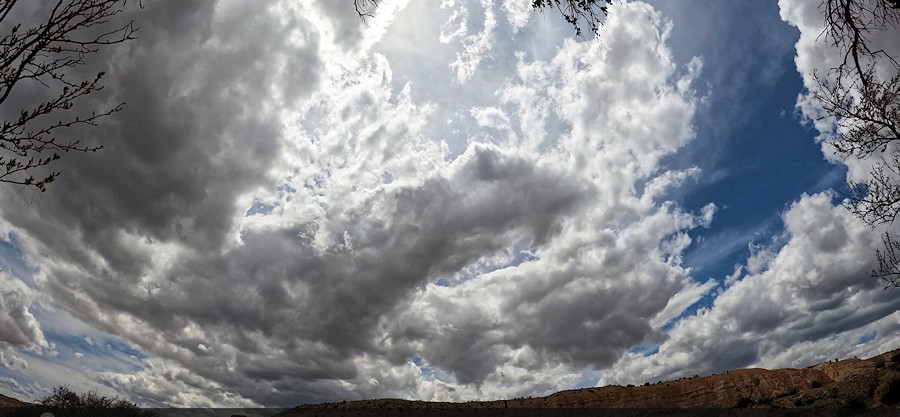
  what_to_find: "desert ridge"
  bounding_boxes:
[276,349,900,414]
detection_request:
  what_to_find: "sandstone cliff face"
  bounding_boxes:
[278,349,900,415]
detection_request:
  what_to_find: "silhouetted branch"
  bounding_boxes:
[822,0,899,91]
[354,0,378,21]
[0,0,135,192]
[352,0,611,37]
[531,0,612,37]
[873,232,900,288]
[819,1,900,287]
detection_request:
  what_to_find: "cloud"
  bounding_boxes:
[0,274,45,351]
[95,357,260,408]
[623,0,900,383]
[650,278,716,329]
[502,0,532,30]
[582,0,900,393]
[440,0,498,83]
[0,0,710,407]
[0,350,28,371]
[0,376,45,404]
[374,0,708,399]
[599,192,900,386]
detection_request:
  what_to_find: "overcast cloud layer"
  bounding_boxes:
[0,0,897,408]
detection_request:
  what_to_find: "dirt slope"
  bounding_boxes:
[277,349,900,415]
[0,393,26,408]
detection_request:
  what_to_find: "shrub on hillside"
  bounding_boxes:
[17,386,156,417]
[773,386,799,398]
[841,394,868,409]
[876,371,900,406]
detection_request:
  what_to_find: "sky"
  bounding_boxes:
[0,0,898,408]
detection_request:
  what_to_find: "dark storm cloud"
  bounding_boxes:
[0,0,322,292]
[0,0,712,406]
[0,0,323,403]
[132,145,587,401]
[1,0,322,255]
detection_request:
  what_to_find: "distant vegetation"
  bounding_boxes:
[2,386,154,417]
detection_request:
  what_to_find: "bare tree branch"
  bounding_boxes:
[873,232,900,288]
[0,0,135,192]
[819,0,900,287]
[352,0,611,37]
[530,0,612,37]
